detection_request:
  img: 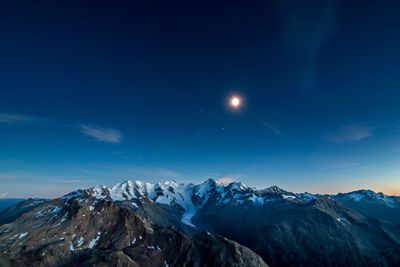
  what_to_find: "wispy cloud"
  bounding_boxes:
[216,177,236,184]
[0,192,9,198]
[216,173,248,185]
[0,113,45,124]
[0,113,123,144]
[325,124,373,143]
[80,125,122,143]
[261,121,284,138]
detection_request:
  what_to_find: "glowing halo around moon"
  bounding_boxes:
[229,96,241,108]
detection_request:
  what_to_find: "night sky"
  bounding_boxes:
[1,0,400,198]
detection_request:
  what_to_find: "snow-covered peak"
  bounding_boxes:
[64,179,400,230]
[335,190,397,204]
[82,179,324,206]
[109,180,156,200]
[193,179,217,200]
[81,179,221,228]
[68,179,400,229]
[228,182,247,191]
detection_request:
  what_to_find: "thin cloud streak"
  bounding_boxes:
[325,124,373,143]
[216,177,235,184]
[261,121,285,138]
[0,113,45,124]
[80,125,122,143]
[0,113,123,144]
[215,173,248,185]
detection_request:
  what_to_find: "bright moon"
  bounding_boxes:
[230,96,241,108]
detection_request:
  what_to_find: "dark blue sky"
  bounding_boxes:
[1,0,400,197]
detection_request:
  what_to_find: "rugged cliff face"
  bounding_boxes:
[195,197,400,267]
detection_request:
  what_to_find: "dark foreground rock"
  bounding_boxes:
[0,197,267,267]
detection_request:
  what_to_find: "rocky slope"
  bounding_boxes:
[195,197,400,267]
[0,194,267,267]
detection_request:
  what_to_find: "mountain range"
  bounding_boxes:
[1,179,400,266]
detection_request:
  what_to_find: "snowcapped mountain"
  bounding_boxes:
[335,189,400,205]
[63,179,400,230]
[334,189,400,224]
[2,179,400,267]
[69,179,323,228]
[73,179,218,228]
[82,179,319,205]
